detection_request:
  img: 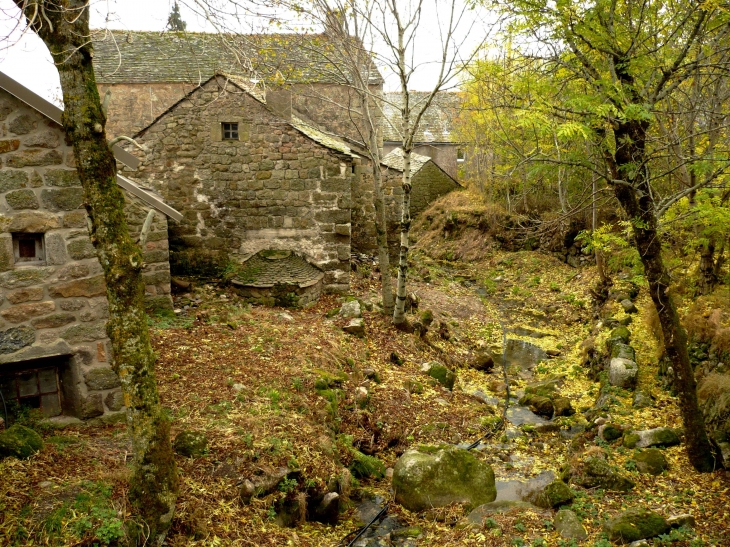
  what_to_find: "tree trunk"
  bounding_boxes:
[698,238,718,295]
[392,146,412,329]
[610,117,721,472]
[17,1,179,542]
[372,163,395,315]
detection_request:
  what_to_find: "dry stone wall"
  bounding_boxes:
[127,77,353,293]
[0,89,172,421]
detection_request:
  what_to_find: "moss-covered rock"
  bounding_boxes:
[554,509,588,541]
[0,424,43,459]
[571,456,635,492]
[553,397,575,417]
[634,448,669,475]
[393,446,496,511]
[423,362,456,390]
[173,430,208,458]
[526,479,575,509]
[611,343,636,361]
[604,508,669,544]
[519,394,554,418]
[626,427,681,448]
[525,377,562,398]
[601,423,624,442]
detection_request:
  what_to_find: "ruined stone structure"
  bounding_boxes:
[0,74,181,423]
[382,92,465,179]
[125,75,357,294]
[231,250,325,307]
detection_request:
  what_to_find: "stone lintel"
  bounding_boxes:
[0,340,73,365]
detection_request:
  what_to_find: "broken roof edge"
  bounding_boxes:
[381,147,462,187]
[116,175,184,221]
[0,70,139,170]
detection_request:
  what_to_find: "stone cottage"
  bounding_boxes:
[0,72,181,423]
[124,74,358,295]
[92,31,383,144]
[382,92,465,179]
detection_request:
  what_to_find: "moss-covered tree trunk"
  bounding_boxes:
[15,1,178,542]
[607,103,721,472]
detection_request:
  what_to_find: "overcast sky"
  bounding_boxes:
[0,0,490,104]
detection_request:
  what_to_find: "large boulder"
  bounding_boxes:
[0,424,43,460]
[339,300,362,319]
[623,427,680,449]
[570,456,635,492]
[609,358,638,390]
[393,446,496,512]
[604,508,670,544]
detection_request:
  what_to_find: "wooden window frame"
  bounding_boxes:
[222,122,239,141]
[12,233,46,265]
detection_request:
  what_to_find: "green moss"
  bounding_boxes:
[623,433,640,448]
[426,363,456,390]
[634,448,668,475]
[0,424,43,459]
[173,430,208,458]
[349,451,385,479]
[604,508,669,543]
[313,369,347,390]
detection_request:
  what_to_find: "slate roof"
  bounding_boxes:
[231,250,324,288]
[382,91,463,143]
[92,30,383,86]
[381,148,431,174]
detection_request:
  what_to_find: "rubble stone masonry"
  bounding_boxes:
[0,88,172,421]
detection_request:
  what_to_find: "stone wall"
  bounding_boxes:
[98,82,192,140]
[0,88,173,422]
[126,77,353,293]
[381,162,460,253]
[351,158,460,255]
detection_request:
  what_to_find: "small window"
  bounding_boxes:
[222,122,239,140]
[12,233,45,265]
[457,148,466,162]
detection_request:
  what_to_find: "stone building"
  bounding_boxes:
[380,148,461,250]
[0,72,181,423]
[92,31,383,144]
[124,74,358,295]
[382,92,465,179]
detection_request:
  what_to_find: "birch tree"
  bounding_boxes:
[361,0,486,329]
[11,1,178,542]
